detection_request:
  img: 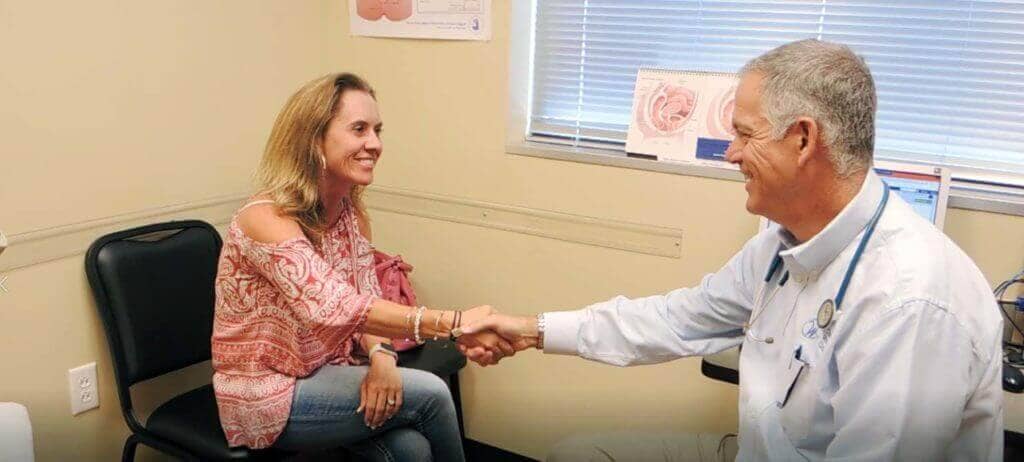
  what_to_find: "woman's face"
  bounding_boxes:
[321,90,382,191]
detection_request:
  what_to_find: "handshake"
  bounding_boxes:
[449,306,540,366]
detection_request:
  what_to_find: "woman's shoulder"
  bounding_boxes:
[236,197,305,245]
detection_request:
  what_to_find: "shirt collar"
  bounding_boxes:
[775,170,885,281]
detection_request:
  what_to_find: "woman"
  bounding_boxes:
[212,73,509,461]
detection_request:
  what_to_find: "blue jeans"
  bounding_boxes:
[273,365,465,462]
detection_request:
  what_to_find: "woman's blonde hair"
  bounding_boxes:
[254,73,376,245]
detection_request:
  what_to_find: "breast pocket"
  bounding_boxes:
[776,361,804,408]
[776,343,818,445]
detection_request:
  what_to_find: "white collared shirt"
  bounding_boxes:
[543,171,1004,461]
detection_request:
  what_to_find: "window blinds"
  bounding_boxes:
[530,0,1024,183]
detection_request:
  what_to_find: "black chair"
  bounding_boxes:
[700,348,740,386]
[86,220,286,461]
[86,220,467,461]
[397,340,468,437]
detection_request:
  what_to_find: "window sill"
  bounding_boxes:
[506,139,1024,218]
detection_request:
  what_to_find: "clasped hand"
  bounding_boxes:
[454,307,538,367]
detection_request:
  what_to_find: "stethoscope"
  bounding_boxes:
[743,185,890,344]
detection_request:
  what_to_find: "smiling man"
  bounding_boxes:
[456,39,1004,461]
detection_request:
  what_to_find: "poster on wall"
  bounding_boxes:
[625,68,739,168]
[349,0,491,41]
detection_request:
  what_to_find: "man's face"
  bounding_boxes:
[724,73,802,221]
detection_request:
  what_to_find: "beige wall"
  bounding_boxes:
[1,1,1022,461]
[0,1,329,460]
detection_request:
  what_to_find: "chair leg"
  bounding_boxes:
[121,434,139,462]
[449,372,465,440]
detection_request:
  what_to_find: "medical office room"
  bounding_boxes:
[3,1,1024,461]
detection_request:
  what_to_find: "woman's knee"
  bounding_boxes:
[402,368,452,403]
[352,428,432,462]
[384,428,432,462]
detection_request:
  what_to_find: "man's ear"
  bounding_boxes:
[791,117,821,167]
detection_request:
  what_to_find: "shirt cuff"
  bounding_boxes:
[542,309,585,355]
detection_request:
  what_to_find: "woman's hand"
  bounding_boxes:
[357,353,402,429]
[454,305,517,365]
[455,313,539,365]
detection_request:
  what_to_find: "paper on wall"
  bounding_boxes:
[625,68,739,169]
[349,0,491,41]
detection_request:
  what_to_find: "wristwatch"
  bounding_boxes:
[536,313,546,350]
[369,342,398,361]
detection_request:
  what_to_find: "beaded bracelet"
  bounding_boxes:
[413,306,427,344]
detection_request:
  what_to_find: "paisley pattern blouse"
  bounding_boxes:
[211,199,380,448]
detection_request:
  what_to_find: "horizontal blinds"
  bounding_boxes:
[530,0,1024,182]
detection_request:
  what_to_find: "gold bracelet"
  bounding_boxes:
[433,310,444,341]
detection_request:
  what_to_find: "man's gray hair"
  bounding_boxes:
[741,39,876,178]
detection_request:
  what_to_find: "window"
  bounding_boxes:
[525,0,1024,197]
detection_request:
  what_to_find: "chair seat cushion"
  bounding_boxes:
[398,340,466,377]
[146,384,286,460]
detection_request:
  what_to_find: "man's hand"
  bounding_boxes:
[455,306,516,366]
[454,313,540,366]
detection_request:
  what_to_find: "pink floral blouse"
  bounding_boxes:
[211,199,381,449]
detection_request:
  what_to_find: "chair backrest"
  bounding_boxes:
[85,220,222,415]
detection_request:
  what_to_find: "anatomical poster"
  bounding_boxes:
[625,68,739,168]
[349,0,491,41]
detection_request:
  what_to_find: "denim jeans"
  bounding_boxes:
[273,365,465,462]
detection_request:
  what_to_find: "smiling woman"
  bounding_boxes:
[209,73,510,461]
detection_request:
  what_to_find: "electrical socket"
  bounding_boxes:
[68,362,99,415]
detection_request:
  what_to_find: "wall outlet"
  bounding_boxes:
[68,362,99,415]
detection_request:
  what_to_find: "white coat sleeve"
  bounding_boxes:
[543,235,767,366]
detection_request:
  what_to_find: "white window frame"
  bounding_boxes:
[505,1,1024,217]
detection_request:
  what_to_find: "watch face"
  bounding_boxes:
[380,343,396,353]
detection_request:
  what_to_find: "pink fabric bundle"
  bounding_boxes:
[373,250,420,351]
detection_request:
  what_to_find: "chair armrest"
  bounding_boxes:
[701,346,740,385]
[397,340,467,378]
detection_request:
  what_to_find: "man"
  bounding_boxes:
[455,39,1003,461]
